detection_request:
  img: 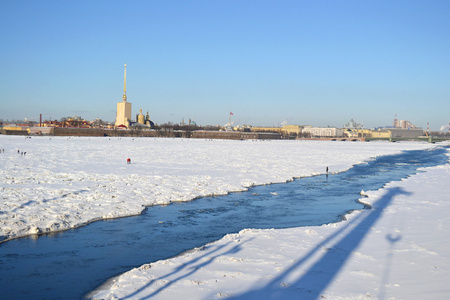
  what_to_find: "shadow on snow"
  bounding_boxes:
[228,187,411,300]
[122,239,253,299]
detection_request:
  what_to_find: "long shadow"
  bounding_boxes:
[121,239,252,299]
[231,187,411,300]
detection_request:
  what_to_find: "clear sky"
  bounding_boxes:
[1,0,449,130]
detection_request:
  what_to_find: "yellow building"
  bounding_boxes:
[137,109,145,125]
[250,125,304,137]
[345,128,392,139]
[2,126,26,131]
[115,64,132,128]
[345,129,372,138]
[282,125,302,136]
[250,126,283,133]
[371,129,391,138]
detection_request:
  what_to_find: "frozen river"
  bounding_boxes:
[0,147,447,300]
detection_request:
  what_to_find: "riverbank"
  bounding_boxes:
[0,136,436,243]
[89,148,450,299]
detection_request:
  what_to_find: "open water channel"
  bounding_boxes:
[0,147,448,300]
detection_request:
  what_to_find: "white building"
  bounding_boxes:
[302,127,344,138]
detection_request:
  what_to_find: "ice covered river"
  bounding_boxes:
[0,147,447,300]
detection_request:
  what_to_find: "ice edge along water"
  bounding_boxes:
[1,136,449,299]
[0,136,438,244]
[89,148,450,300]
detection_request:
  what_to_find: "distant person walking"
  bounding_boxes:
[127,158,131,164]
[326,166,329,173]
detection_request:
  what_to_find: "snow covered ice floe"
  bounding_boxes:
[0,136,435,242]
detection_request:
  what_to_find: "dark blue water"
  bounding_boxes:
[0,147,447,300]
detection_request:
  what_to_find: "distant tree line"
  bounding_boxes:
[153,122,222,132]
[0,119,38,125]
[431,131,450,137]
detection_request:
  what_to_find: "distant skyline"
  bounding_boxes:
[1,1,449,130]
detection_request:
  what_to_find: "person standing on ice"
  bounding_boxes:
[127,158,131,164]
[326,166,329,173]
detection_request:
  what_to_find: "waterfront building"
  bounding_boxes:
[393,119,416,129]
[282,125,303,136]
[132,109,154,129]
[344,129,373,138]
[371,129,392,139]
[250,126,283,133]
[389,128,424,138]
[302,127,344,138]
[136,109,145,125]
[115,64,132,128]
[145,112,154,128]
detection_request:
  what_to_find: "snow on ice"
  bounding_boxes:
[1,135,449,299]
[90,146,450,300]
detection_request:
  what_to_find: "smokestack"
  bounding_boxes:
[40,114,42,127]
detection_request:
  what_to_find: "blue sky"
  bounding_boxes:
[1,0,449,130]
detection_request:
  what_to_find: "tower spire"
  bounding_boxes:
[123,64,127,102]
